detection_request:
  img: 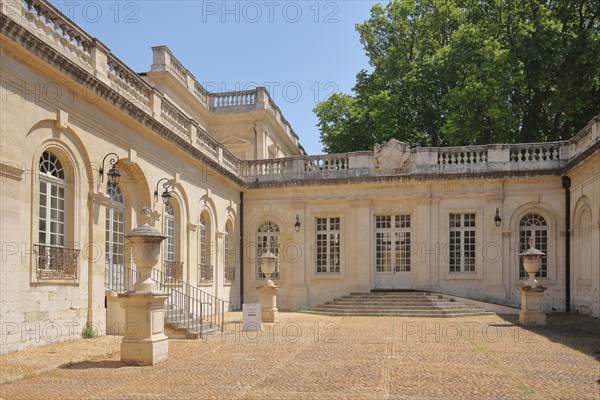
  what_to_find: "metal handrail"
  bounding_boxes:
[105,263,138,293]
[151,268,226,335]
[104,264,226,336]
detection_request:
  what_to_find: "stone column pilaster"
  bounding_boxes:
[88,191,110,333]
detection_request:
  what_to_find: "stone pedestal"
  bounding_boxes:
[258,286,278,323]
[119,291,169,365]
[106,290,125,335]
[519,286,546,326]
[120,208,170,366]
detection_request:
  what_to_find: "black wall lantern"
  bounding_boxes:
[494,208,502,228]
[294,214,301,232]
[99,153,121,186]
[154,178,172,205]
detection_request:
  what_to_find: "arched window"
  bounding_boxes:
[198,213,213,284]
[38,151,66,247]
[37,151,77,280]
[105,184,125,291]
[164,203,176,262]
[257,221,280,279]
[163,202,182,283]
[224,221,235,284]
[199,214,207,264]
[519,214,548,278]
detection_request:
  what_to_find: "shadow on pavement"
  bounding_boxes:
[59,360,124,369]
[496,313,600,361]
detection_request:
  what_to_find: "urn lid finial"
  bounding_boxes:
[520,237,545,257]
[125,206,167,239]
[140,206,151,225]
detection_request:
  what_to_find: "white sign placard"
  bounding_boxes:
[242,303,262,331]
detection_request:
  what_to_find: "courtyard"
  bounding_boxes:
[1,312,598,399]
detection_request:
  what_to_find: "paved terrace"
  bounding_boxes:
[1,313,599,399]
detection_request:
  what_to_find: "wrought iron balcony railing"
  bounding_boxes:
[164,260,184,284]
[224,266,235,284]
[35,244,79,280]
[198,264,214,284]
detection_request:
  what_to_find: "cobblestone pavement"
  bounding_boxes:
[1,312,599,399]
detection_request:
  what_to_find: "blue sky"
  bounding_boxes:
[51,1,379,155]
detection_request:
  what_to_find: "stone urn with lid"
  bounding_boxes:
[125,208,168,292]
[258,251,278,288]
[519,238,545,287]
[518,237,547,326]
[257,251,279,323]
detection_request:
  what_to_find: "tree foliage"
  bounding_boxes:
[314,0,600,153]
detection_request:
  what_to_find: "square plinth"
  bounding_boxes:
[121,335,169,366]
[519,286,546,326]
[118,291,170,365]
[258,286,278,323]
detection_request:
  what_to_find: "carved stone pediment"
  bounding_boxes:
[371,139,412,173]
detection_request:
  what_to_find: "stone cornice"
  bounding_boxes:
[244,167,565,190]
[0,16,245,188]
[2,11,598,193]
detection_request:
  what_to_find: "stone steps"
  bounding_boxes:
[305,291,492,317]
[319,303,469,309]
[312,307,472,314]
[349,292,435,296]
[304,310,492,318]
[164,308,216,339]
[324,301,468,307]
[340,292,440,300]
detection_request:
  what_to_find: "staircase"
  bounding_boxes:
[105,264,226,339]
[305,291,492,317]
[152,268,226,338]
[164,307,214,339]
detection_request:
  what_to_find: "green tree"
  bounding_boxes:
[315,0,600,153]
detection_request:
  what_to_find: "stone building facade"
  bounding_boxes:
[1,0,598,354]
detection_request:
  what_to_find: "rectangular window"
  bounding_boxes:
[105,207,125,290]
[316,217,340,273]
[164,215,175,262]
[375,215,411,273]
[449,213,476,273]
[200,224,207,265]
[39,180,66,247]
[224,232,229,268]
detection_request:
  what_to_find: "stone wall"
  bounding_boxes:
[0,25,242,353]
[569,152,600,317]
[242,176,572,312]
